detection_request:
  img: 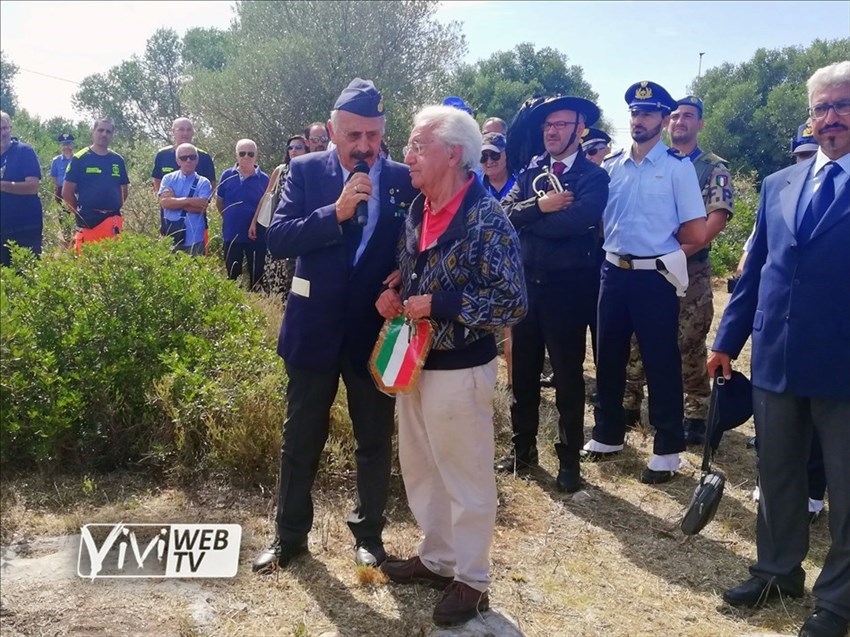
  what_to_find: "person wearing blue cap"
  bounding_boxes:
[442,96,473,115]
[0,111,43,267]
[50,133,75,204]
[582,81,706,485]
[709,61,850,637]
[496,95,610,493]
[255,78,417,574]
[791,120,818,162]
[580,127,612,166]
[623,95,735,447]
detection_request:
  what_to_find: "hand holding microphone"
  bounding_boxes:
[336,160,372,224]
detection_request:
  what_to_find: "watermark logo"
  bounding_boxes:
[77,523,241,580]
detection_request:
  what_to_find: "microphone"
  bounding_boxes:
[353,160,369,226]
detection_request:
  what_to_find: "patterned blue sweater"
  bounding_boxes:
[397,177,528,370]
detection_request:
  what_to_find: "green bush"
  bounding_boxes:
[0,236,286,483]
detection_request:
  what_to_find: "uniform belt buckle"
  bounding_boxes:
[618,255,633,270]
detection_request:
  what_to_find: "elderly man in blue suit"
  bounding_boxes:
[709,61,850,637]
[253,78,417,573]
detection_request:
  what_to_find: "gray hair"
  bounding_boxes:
[807,61,850,104]
[0,111,9,124]
[175,143,197,158]
[93,117,115,131]
[328,109,386,133]
[413,105,482,171]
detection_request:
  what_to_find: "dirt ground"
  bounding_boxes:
[0,282,832,637]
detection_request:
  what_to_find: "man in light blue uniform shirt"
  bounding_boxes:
[583,80,706,484]
[158,143,212,256]
[50,133,74,204]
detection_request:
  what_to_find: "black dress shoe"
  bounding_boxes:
[540,373,555,388]
[252,537,309,573]
[799,607,849,637]
[722,575,803,608]
[556,465,582,493]
[640,468,676,484]
[354,537,386,567]
[494,446,539,473]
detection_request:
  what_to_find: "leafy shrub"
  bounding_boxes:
[0,236,286,483]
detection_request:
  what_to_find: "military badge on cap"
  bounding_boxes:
[625,81,677,113]
[791,120,818,155]
[57,133,75,144]
[676,95,704,117]
[334,78,384,118]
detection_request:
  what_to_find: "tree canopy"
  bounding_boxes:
[184,0,465,163]
[447,43,601,128]
[693,38,850,182]
[1,50,19,116]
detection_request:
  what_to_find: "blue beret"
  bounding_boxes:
[791,121,817,154]
[625,81,677,113]
[676,95,704,117]
[57,133,75,144]
[442,96,473,115]
[708,371,754,450]
[334,78,384,117]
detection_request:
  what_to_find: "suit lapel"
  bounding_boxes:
[811,175,850,240]
[779,161,810,237]
[349,162,390,276]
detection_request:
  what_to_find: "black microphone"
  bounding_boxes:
[353,160,369,226]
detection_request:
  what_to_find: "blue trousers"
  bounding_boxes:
[593,262,685,455]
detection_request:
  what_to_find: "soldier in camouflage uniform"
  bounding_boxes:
[623,96,734,444]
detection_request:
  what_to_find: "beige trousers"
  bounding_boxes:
[397,359,498,592]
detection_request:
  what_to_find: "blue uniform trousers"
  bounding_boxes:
[593,261,685,455]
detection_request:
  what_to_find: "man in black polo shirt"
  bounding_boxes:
[62,117,129,252]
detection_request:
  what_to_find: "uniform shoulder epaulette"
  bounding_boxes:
[73,147,90,159]
[667,147,687,160]
[603,148,624,163]
[699,151,728,166]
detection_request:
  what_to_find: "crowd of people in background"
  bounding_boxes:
[0,60,848,636]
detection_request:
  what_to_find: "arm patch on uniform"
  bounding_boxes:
[715,174,728,187]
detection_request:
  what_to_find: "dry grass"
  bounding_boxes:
[0,282,831,637]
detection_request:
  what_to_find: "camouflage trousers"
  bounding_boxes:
[623,260,714,420]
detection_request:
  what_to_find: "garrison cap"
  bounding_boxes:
[791,120,817,154]
[442,96,473,115]
[531,95,601,128]
[334,78,384,117]
[581,127,612,150]
[676,95,704,118]
[709,371,754,450]
[625,81,677,113]
[57,133,75,144]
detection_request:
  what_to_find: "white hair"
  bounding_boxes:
[175,143,197,158]
[807,61,850,104]
[412,105,482,171]
[328,109,386,133]
[0,111,9,124]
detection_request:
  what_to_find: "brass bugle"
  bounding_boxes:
[532,165,564,197]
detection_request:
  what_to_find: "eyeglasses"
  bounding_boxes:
[403,140,436,156]
[586,147,606,157]
[542,121,578,131]
[178,154,198,161]
[238,151,256,158]
[809,100,850,120]
[309,136,329,144]
[288,144,305,151]
[480,151,502,163]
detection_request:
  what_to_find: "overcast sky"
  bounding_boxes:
[2,0,848,150]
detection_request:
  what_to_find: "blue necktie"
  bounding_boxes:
[798,162,839,242]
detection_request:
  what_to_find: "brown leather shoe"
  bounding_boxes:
[433,581,490,626]
[381,556,453,588]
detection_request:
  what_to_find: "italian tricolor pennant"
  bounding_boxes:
[370,317,433,393]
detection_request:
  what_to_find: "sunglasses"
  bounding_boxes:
[480,151,502,163]
[309,136,329,144]
[288,144,305,151]
[586,147,603,157]
[238,151,256,158]
[178,154,198,161]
